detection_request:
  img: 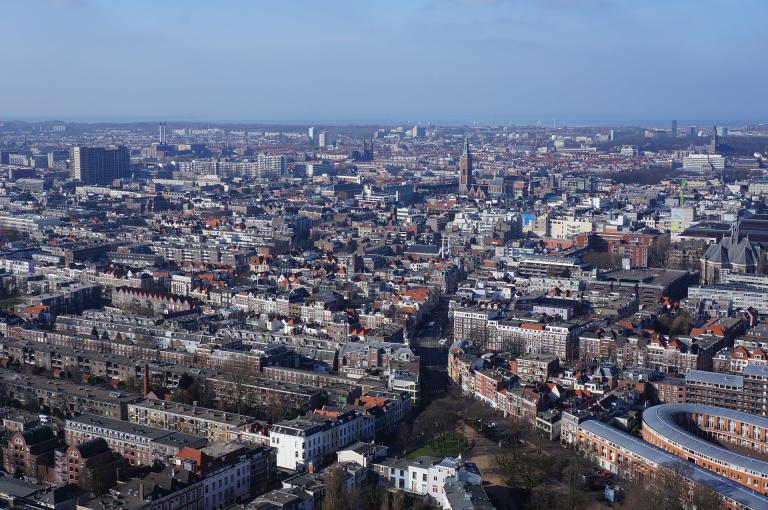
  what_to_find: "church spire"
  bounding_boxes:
[458,137,473,195]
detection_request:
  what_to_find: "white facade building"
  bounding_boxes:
[374,456,483,507]
[270,409,375,470]
[682,154,725,172]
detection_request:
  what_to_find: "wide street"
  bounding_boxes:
[412,295,452,405]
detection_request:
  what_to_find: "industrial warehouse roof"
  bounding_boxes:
[580,420,768,510]
[642,404,768,477]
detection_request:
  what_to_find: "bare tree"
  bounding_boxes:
[690,482,723,510]
[527,488,557,510]
[494,446,547,490]
[623,462,689,510]
[392,422,412,455]
[379,491,391,510]
[557,456,589,510]
[265,395,291,423]
[321,465,348,510]
[648,233,671,268]
[391,491,406,510]
[222,357,251,416]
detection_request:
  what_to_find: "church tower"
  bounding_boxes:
[458,138,473,194]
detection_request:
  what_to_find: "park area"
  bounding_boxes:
[407,431,467,459]
[398,391,678,510]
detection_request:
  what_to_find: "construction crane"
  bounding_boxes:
[680,178,687,206]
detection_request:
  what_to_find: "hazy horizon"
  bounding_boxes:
[2,116,763,130]
[2,0,767,125]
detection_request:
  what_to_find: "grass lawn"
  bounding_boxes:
[0,296,24,309]
[408,432,467,459]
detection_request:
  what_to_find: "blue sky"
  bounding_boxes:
[1,0,766,126]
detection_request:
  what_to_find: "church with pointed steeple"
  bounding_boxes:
[700,221,761,284]
[457,138,488,199]
[458,138,473,194]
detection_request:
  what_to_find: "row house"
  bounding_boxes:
[111,287,199,315]
[65,414,207,466]
[472,369,509,409]
[205,348,268,375]
[510,354,559,382]
[0,371,139,419]
[356,392,412,436]
[500,386,544,424]
[174,443,276,510]
[372,456,482,504]
[150,243,251,268]
[452,353,485,395]
[643,334,725,375]
[712,346,768,374]
[615,335,644,369]
[486,319,592,361]
[0,338,193,387]
[85,267,155,299]
[206,373,324,412]
[127,399,255,443]
[579,330,619,364]
[339,341,419,373]
[457,358,545,427]
[574,419,767,510]
[261,365,354,389]
[270,407,375,471]
[77,466,204,510]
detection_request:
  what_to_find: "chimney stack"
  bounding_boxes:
[143,364,150,396]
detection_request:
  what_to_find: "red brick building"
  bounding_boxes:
[58,437,121,495]
[3,426,58,481]
[575,230,658,269]
[649,377,686,404]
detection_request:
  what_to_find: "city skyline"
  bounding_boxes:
[2,0,767,124]
[3,2,768,509]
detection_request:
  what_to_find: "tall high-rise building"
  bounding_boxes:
[70,146,130,184]
[308,127,316,144]
[710,126,719,154]
[256,153,287,177]
[159,122,167,144]
[689,126,696,138]
[458,138,473,194]
[410,126,425,138]
[671,120,678,137]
